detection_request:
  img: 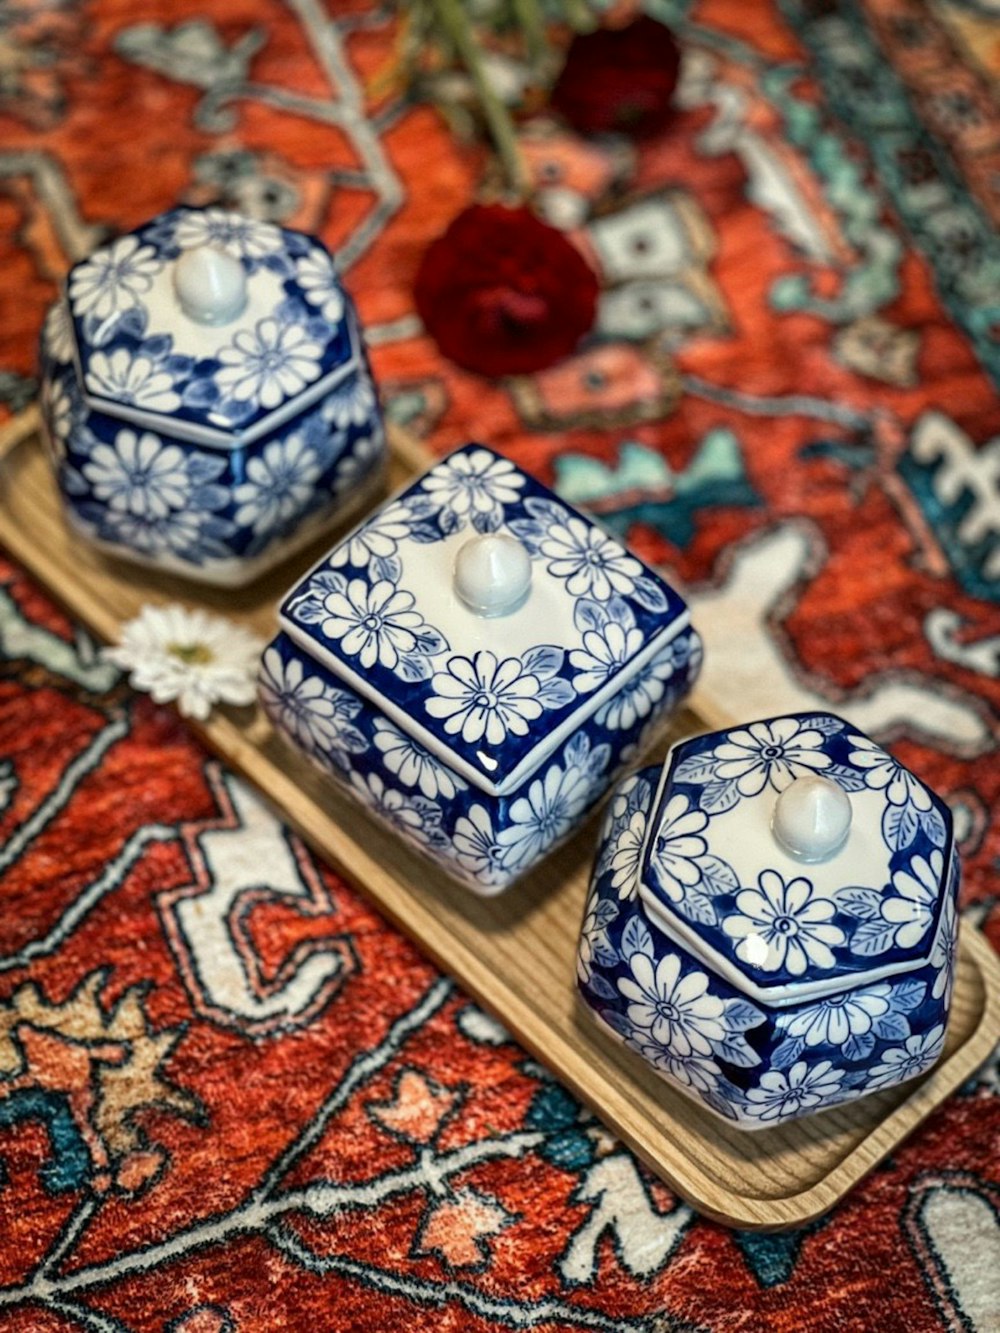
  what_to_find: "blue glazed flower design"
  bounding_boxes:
[281,445,690,793]
[577,738,960,1128]
[40,207,386,584]
[638,712,955,995]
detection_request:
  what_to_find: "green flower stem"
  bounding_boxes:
[431,0,528,196]
[511,0,546,63]
[562,0,597,32]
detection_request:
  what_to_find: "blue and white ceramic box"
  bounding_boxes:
[38,207,385,586]
[260,443,702,893]
[577,713,959,1127]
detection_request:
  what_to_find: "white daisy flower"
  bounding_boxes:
[781,984,893,1047]
[426,651,542,747]
[373,719,464,799]
[85,348,181,413]
[421,449,525,527]
[648,793,709,902]
[453,804,507,887]
[882,850,942,949]
[82,429,191,517]
[43,301,76,363]
[711,717,831,797]
[234,432,322,535]
[43,378,76,448]
[848,734,932,809]
[330,501,411,571]
[333,431,383,493]
[348,770,437,847]
[617,952,726,1059]
[496,759,591,869]
[596,643,675,732]
[103,604,263,720]
[216,317,324,409]
[723,870,845,975]
[609,809,648,899]
[866,1025,946,1090]
[322,369,378,429]
[102,508,211,561]
[319,578,426,670]
[69,235,161,321]
[744,1060,844,1122]
[258,648,367,762]
[570,620,644,694]
[931,892,957,1002]
[295,249,345,324]
[173,209,283,261]
[539,515,642,600]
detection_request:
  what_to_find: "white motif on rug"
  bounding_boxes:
[160,764,357,1033]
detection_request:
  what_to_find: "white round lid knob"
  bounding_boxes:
[771,775,852,863]
[454,534,532,617]
[173,246,248,325]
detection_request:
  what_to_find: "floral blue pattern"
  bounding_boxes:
[281,445,691,791]
[639,712,956,993]
[40,207,385,582]
[577,760,960,1128]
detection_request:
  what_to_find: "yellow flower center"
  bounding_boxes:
[168,642,214,666]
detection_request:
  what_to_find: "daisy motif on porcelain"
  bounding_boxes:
[420,448,526,532]
[373,718,466,800]
[348,770,443,849]
[82,429,195,517]
[495,755,595,870]
[42,379,76,449]
[881,850,942,949]
[172,208,284,261]
[233,432,323,537]
[743,1060,845,1122]
[595,639,676,732]
[570,619,645,693]
[452,804,509,888]
[104,604,264,720]
[636,1040,727,1099]
[425,651,542,745]
[43,301,76,364]
[100,507,226,563]
[577,894,620,985]
[295,248,345,324]
[616,953,727,1060]
[330,501,412,575]
[319,578,442,672]
[69,234,162,322]
[84,348,182,413]
[723,870,845,976]
[215,317,324,411]
[781,984,893,1048]
[538,514,643,600]
[609,808,648,899]
[646,793,709,901]
[865,1024,945,1090]
[322,368,378,430]
[258,648,367,764]
[847,733,933,809]
[930,891,957,1002]
[708,716,831,797]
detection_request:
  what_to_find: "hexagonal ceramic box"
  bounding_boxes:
[259,443,702,894]
[577,712,960,1128]
[38,207,385,586]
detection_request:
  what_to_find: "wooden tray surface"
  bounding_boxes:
[2,407,998,1231]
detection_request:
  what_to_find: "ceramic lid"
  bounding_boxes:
[65,207,359,448]
[279,444,691,797]
[637,712,954,1007]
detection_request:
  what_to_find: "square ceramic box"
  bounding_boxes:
[38,207,385,586]
[577,712,960,1127]
[260,443,702,893]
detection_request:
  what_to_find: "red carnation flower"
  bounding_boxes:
[552,16,682,138]
[414,204,598,378]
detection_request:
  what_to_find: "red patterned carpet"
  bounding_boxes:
[0,2,999,1329]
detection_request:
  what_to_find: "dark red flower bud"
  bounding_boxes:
[552,17,682,139]
[414,204,599,377]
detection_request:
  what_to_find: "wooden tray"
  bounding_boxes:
[2,407,998,1231]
